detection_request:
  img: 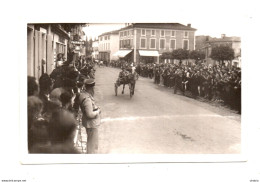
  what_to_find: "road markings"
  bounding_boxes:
[101,114,236,123]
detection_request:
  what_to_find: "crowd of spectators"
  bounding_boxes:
[27,58,96,154]
[135,62,241,113]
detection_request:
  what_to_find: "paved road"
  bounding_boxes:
[93,66,241,154]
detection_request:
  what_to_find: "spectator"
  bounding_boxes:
[28,76,39,96]
[78,79,101,154]
[50,76,76,101]
[46,109,79,154]
[135,62,241,113]
[28,96,44,152]
[39,73,52,113]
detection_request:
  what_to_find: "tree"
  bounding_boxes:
[60,23,88,33]
[210,45,235,65]
[172,49,189,65]
[189,50,205,64]
[161,52,173,60]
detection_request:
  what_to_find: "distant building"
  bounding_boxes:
[98,30,119,63]
[196,34,241,67]
[27,24,70,79]
[114,23,197,64]
[92,39,99,60]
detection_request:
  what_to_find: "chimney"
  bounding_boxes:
[221,34,226,38]
[187,24,191,27]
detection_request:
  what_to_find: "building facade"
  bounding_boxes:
[196,34,241,67]
[98,30,119,63]
[92,39,99,60]
[116,23,196,64]
[68,24,86,62]
[27,24,69,79]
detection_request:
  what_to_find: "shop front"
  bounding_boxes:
[138,50,159,64]
[113,50,133,62]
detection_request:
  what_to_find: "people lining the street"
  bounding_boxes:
[27,55,241,154]
[133,61,241,113]
[27,57,98,153]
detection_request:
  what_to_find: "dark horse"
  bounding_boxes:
[115,72,138,98]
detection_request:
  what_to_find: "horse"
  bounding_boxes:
[115,71,138,98]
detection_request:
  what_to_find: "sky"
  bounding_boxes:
[83,23,125,41]
[80,0,251,41]
[83,19,244,41]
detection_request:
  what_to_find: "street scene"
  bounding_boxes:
[27,23,241,154]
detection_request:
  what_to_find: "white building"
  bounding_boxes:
[98,30,119,63]
[92,39,99,60]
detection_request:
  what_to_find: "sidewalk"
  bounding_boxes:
[74,121,87,154]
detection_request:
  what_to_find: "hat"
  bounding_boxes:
[84,79,95,87]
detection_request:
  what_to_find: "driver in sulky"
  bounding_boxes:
[117,67,130,84]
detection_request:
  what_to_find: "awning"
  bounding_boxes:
[113,50,132,58]
[139,50,159,57]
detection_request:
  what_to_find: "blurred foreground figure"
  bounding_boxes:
[47,109,79,154]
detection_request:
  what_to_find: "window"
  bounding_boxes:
[120,32,123,37]
[160,30,165,37]
[131,30,134,35]
[151,30,155,36]
[108,35,110,40]
[150,39,156,49]
[159,39,165,49]
[140,38,146,48]
[120,40,123,48]
[170,39,176,49]
[183,39,189,50]
[184,31,189,38]
[141,29,146,36]
[124,31,127,36]
[100,36,103,41]
[171,31,176,37]
[105,36,107,40]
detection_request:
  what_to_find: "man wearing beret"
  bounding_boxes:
[78,79,101,154]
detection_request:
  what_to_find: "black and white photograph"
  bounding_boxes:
[1,0,260,181]
[27,23,241,155]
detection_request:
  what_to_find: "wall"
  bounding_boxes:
[110,34,119,61]
[134,28,195,53]
[232,42,241,57]
[27,25,68,79]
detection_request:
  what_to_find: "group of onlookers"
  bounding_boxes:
[136,62,241,113]
[27,59,101,154]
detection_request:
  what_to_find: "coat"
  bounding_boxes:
[78,92,101,129]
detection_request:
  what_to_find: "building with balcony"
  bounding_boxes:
[115,23,196,64]
[27,24,70,79]
[68,24,87,62]
[98,30,119,63]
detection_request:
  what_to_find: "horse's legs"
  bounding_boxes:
[129,83,133,98]
[122,84,125,94]
[132,83,135,95]
[115,83,118,96]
